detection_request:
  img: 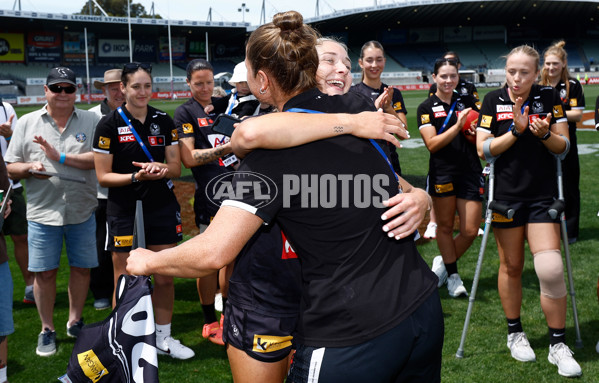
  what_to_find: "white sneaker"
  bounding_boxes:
[548,343,582,377]
[447,273,468,298]
[507,332,536,362]
[424,222,437,239]
[431,255,447,287]
[156,336,195,360]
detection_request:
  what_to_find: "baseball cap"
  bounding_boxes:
[46,67,77,86]
[93,69,122,90]
[228,62,248,85]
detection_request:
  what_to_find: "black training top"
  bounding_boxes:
[429,76,480,107]
[349,81,405,175]
[222,88,437,348]
[174,97,236,223]
[93,104,178,217]
[554,78,585,137]
[478,84,567,201]
[417,91,482,176]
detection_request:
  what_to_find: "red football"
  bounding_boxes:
[461,109,479,144]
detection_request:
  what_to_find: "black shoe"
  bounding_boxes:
[66,318,85,338]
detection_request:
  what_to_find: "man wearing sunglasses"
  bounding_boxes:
[4,66,101,357]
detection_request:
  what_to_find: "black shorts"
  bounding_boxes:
[107,203,182,252]
[428,171,483,201]
[287,290,443,383]
[222,300,297,363]
[491,199,559,229]
[2,187,27,236]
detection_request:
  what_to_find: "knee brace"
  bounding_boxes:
[533,250,567,298]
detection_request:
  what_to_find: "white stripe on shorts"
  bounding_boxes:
[308,347,326,383]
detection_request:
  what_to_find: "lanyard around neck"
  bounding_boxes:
[117,107,155,163]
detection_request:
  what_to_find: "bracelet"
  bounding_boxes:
[5,136,10,141]
[540,131,551,141]
[131,172,140,183]
[59,152,66,164]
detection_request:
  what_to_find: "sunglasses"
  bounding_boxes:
[48,84,77,94]
[123,62,152,74]
[435,58,459,65]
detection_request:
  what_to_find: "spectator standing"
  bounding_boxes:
[5,67,100,357]
[0,99,33,303]
[88,69,124,310]
[0,151,13,383]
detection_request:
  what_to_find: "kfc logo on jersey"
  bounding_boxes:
[280,232,298,260]
[148,135,165,146]
[496,105,512,112]
[118,126,132,135]
[497,112,513,121]
[434,111,447,118]
[119,134,135,143]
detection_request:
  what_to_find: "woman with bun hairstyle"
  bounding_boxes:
[539,40,585,244]
[93,62,194,360]
[126,11,441,382]
[417,58,482,299]
[476,45,581,377]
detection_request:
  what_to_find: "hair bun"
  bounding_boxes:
[273,11,304,34]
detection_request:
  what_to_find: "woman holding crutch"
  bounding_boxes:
[476,45,581,377]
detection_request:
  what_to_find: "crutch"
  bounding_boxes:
[456,139,514,359]
[547,154,583,348]
[132,200,145,250]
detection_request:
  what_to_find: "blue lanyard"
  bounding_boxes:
[117,107,155,163]
[226,92,237,115]
[437,98,459,135]
[286,108,398,181]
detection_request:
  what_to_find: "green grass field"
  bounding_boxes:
[4,86,599,382]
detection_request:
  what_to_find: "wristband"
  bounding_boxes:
[5,136,10,141]
[540,131,551,141]
[510,125,521,138]
[131,171,140,183]
[59,152,66,164]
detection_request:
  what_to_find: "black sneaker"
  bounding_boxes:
[36,328,56,356]
[66,318,85,338]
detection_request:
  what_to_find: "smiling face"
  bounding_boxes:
[432,63,459,97]
[121,70,152,110]
[316,40,352,95]
[44,82,76,112]
[359,47,386,82]
[505,51,539,100]
[104,82,125,110]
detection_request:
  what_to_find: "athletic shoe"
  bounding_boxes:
[93,298,111,310]
[66,318,85,338]
[478,227,485,236]
[215,292,223,312]
[23,286,35,304]
[202,321,225,346]
[156,336,195,359]
[431,255,447,288]
[36,328,56,357]
[548,343,582,377]
[507,332,536,362]
[424,222,437,239]
[447,274,468,298]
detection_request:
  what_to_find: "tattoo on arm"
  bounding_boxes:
[193,146,227,165]
[334,126,344,133]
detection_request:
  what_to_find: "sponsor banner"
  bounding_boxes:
[475,82,502,88]
[443,26,472,42]
[98,39,130,58]
[158,36,185,61]
[0,33,25,62]
[487,69,506,76]
[187,39,206,59]
[351,71,422,79]
[18,94,82,105]
[392,84,431,91]
[27,31,61,62]
[153,91,191,99]
[133,39,157,62]
[81,93,107,102]
[587,77,599,84]
[64,31,95,63]
[473,25,505,41]
[154,76,187,84]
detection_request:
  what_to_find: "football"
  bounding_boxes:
[462,109,479,145]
